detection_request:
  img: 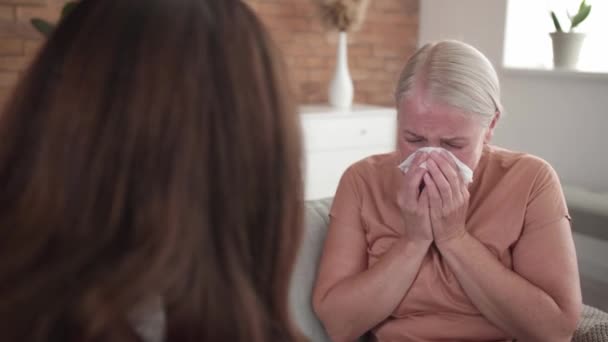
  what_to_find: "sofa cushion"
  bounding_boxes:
[289,198,333,342]
[574,305,608,342]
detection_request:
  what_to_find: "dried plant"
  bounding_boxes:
[314,0,370,32]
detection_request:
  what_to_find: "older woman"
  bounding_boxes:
[312,40,582,342]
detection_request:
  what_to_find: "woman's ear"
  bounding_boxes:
[484,111,501,144]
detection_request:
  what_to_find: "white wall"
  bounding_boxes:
[419,0,507,66]
[419,0,608,192]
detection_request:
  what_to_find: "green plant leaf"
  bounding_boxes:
[30,18,55,36]
[578,0,588,13]
[551,11,563,32]
[570,1,591,30]
[61,1,78,19]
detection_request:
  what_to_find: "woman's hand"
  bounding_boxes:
[396,152,433,242]
[423,151,469,243]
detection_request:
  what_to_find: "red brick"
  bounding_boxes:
[368,92,394,106]
[263,16,309,31]
[250,2,298,17]
[300,33,327,48]
[372,46,404,58]
[348,44,373,57]
[0,70,19,86]
[0,37,22,55]
[284,43,315,57]
[351,69,373,81]
[385,59,406,73]
[0,0,45,5]
[288,56,306,69]
[0,85,13,99]
[355,91,369,104]
[0,5,15,20]
[24,38,42,54]
[307,69,330,82]
[293,2,316,17]
[354,57,385,70]
[304,57,329,68]
[291,69,310,83]
[371,1,410,12]
[0,54,32,70]
[0,19,40,39]
[356,80,390,93]
[366,16,406,27]
[16,4,60,22]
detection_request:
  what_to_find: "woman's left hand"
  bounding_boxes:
[423,151,470,244]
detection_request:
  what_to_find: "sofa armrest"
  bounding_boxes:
[289,199,333,342]
[573,304,608,342]
[564,185,608,241]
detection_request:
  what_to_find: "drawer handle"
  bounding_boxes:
[359,129,368,135]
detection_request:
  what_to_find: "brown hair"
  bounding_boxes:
[0,0,303,341]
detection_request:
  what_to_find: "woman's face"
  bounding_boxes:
[397,94,497,172]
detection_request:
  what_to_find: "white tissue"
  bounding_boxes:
[397,147,474,184]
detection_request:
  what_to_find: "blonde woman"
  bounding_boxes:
[313,40,581,342]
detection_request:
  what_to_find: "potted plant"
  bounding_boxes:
[549,0,592,69]
[31,1,78,37]
[315,0,369,109]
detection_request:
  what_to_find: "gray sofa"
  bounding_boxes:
[564,185,608,241]
[290,197,608,342]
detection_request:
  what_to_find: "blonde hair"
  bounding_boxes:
[394,40,503,126]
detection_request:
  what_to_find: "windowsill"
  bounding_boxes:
[501,66,608,82]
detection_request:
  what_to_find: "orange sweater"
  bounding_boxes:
[329,144,570,341]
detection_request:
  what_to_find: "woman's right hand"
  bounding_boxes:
[396,152,433,242]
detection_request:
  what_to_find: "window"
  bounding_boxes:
[504,0,608,72]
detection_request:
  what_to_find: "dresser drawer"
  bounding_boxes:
[299,105,398,200]
[301,113,397,152]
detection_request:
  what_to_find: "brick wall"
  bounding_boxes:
[0,0,70,107]
[246,0,419,106]
[0,0,419,107]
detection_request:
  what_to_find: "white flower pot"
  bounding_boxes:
[329,31,354,109]
[550,32,586,69]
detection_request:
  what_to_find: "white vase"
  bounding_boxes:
[329,31,354,109]
[550,32,586,69]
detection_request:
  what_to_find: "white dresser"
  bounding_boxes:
[300,105,397,200]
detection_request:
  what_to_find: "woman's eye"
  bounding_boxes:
[444,142,463,149]
[406,138,423,143]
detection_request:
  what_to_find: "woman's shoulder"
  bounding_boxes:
[332,152,397,214]
[488,145,554,172]
[344,152,398,180]
[486,145,560,186]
